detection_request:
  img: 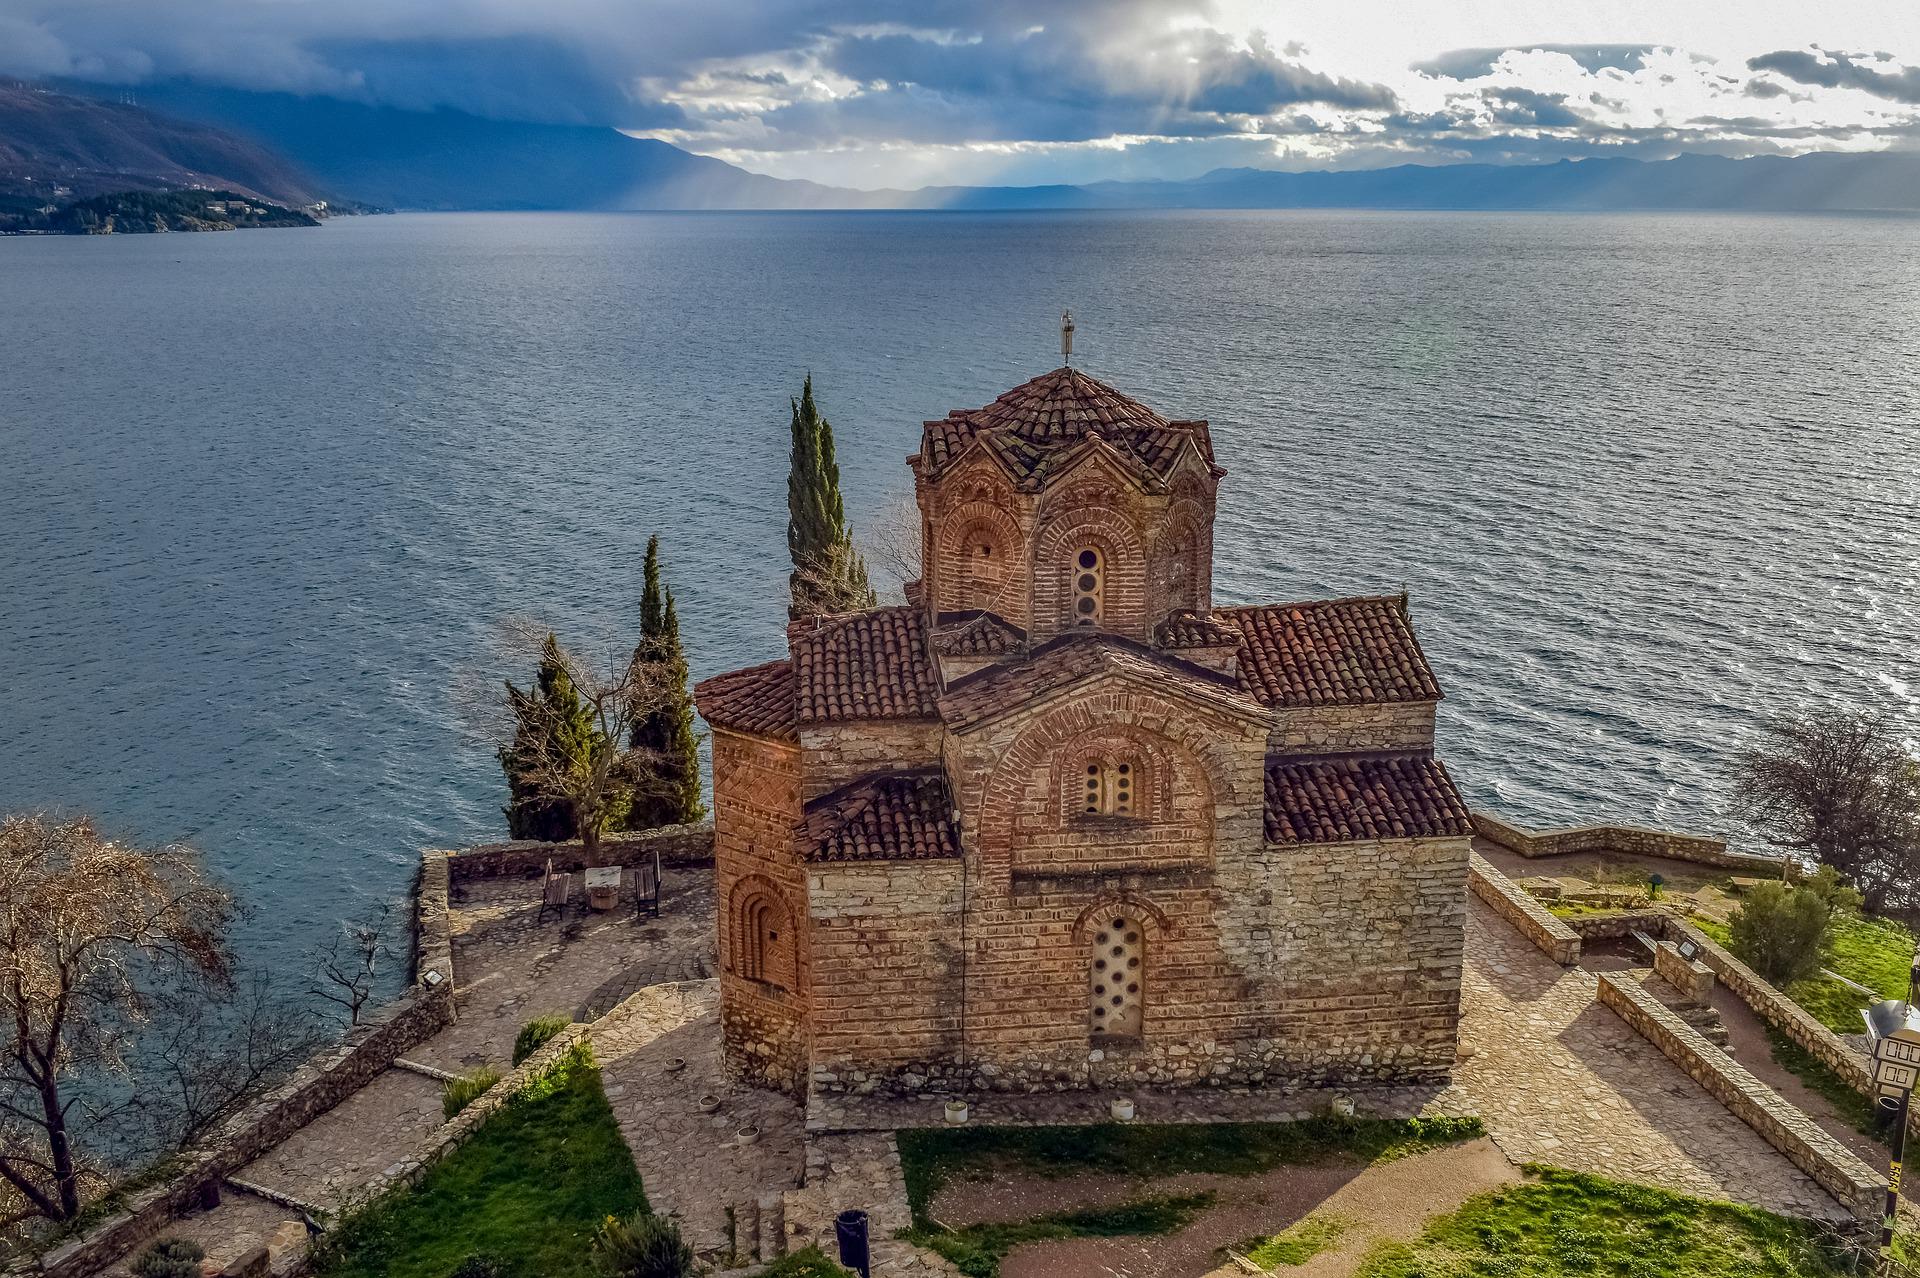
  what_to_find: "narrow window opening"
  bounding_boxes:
[1090,915,1145,1037]
[1082,758,1139,816]
[1072,547,1103,626]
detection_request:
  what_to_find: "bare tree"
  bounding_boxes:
[141,972,323,1152]
[307,900,397,1027]
[460,618,681,866]
[1734,707,1920,913]
[0,815,233,1224]
[858,493,924,604]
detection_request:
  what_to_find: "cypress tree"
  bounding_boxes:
[625,536,706,829]
[787,374,875,616]
[498,633,591,841]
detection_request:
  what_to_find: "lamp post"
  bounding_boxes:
[1862,958,1920,1267]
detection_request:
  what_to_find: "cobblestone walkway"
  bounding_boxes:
[590,979,806,1266]
[415,866,715,1072]
[238,1069,447,1205]
[1445,897,1848,1223]
[578,950,712,1020]
[786,1132,963,1278]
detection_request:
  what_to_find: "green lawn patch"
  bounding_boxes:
[1356,1166,1857,1278]
[1234,1213,1348,1268]
[1697,912,1916,1034]
[312,1043,645,1278]
[896,1115,1483,1225]
[901,1192,1214,1278]
[761,1247,856,1277]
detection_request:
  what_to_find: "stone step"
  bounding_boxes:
[757,1191,785,1261]
[223,1175,326,1220]
[391,1057,462,1084]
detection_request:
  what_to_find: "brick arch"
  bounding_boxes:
[1050,724,1201,822]
[1150,502,1211,616]
[1032,505,1146,639]
[933,500,1026,618]
[972,687,1245,868]
[1071,893,1173,942]
[727,874,797,990]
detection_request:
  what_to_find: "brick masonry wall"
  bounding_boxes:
[1471,810,1789,874]
[1267,702,1436,757]
[1597,972,1885,1228]
[799,721,943,800]
[1468,851,1581,965]
[711,729,810,1097]
[444,822,714,882]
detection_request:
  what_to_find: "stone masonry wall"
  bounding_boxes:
[711,728,810,1098]
[1471,810,1788,874]
[1597,972,1885,1228]
[445,822,715,882]
[1468,851,1580,965]
[1266,702,1436,757]
[40,858,459,1278]
[806,859,967,1095]
[798,721,944,800]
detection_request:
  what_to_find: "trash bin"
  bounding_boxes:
[835,1208,871,1278]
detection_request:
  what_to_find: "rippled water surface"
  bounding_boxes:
[3,210,1916,981]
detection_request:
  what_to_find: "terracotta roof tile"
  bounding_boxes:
[1264,753,1473,845]
[1155,610,1240,649]
[920,367,1212,489]
[933,610,1026,657]
[792,606,939,723]
[798,769,961,863]
[1222,596,1441,708]
[693,659,797,743]
[942,631,1262,733]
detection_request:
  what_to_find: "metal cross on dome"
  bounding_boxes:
[1061,309,1075,365]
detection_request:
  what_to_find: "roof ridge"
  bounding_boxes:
[1220,593,1410,614]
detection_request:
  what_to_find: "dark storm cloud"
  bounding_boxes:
[1485,88,1585,128]
[1747,48,1920,105]
[1413,44,1657,79]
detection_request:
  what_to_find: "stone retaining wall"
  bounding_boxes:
[1468,852,1580,965]
[39,983,454,1278]
[1596,972,1885,1228]
[1471,810,1788,874]
[1561,909,1671,941]
[1652,941,1715,1004]
[444,822,715,883]
[1662,916,1920,1145]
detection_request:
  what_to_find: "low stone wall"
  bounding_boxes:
[1560,908,1670,941]
[331,1020,593,1219]
[1471,810,1788,875]
[414,849,454,990]
[1468,852,1580,964]
[1652,941,1715,1004]
[1662,917,1920,1145]
[40,982,455,1278]
[444,821,715,883]
[1596,972,1885,1228]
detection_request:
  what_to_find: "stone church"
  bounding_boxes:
[695,355,1475,1101]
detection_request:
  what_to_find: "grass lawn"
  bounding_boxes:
[1695,911,1916,1033]
[311,1043,645,1278]
[762,1247,856,1277]
[1232,1212,1347,1268]
[895,1117,1483,1278]
[901,1192,1215,1278]
[1357,1166,1859,1278]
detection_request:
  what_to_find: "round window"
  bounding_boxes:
[1078,549,1099,569]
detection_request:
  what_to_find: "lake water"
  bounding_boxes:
[2,209,1917,993]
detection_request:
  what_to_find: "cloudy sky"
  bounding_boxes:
[6,0,1920,187]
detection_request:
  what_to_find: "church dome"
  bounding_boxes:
[968,367,1169,443]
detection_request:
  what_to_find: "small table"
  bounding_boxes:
[584,866,622,912]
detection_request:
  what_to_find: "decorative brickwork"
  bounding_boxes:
[697,365,1472,1103]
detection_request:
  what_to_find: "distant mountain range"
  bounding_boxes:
[7,80,1920,215]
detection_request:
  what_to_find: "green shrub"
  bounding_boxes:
[444,1066,504,1118]
[591,1211,695,1278]
[132,1238,206,1278]
[449,1255,507,1278]
[761,1248,855,1277]
[1729,881,1832,984]
[513,1015,571,1067]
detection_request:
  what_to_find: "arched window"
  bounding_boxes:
[732,886,794,990]
[1082,760,1136,816]
[1071,548,1103,626]
[1090,915,1144,1038]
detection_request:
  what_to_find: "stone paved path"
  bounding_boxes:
[417,865,716,1073]
[237,1069,447,1205]
[590,979,807,1266]
[786,1132,963,1278]
[1444,896,1848,1223]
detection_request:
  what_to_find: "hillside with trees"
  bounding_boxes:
[0,188,319,235]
